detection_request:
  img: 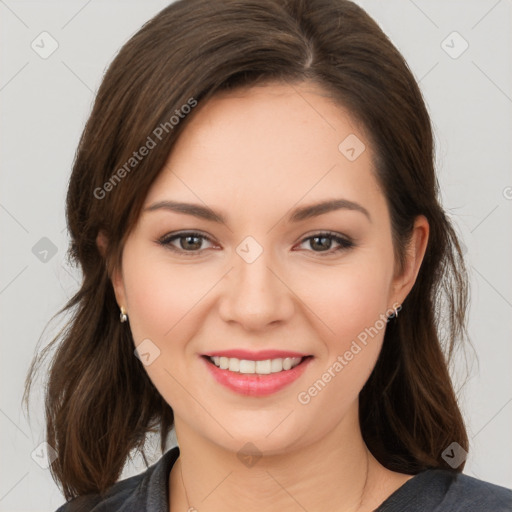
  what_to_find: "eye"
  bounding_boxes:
[157,231,216,256]
[296,231,354,255]
[157,230,354,257]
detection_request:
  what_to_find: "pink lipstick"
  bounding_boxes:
[201,350,312,397]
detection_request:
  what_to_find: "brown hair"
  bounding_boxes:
[23,0,470,501]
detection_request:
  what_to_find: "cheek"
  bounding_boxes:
[294,254,393,406]
[122,246,211,343]
[120,246,215,409]
[302,260,393,349]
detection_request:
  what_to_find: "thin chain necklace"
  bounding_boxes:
[178,450,371,512]
[179,458,193,511]
[357,451,371,512]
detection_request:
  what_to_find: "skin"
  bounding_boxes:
[101,81,429,511]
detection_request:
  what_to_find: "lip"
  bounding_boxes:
[201,354,313,397]
[202,349,308,361]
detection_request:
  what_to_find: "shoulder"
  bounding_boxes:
[53,472,144,512]
[378,468,512,512]
[54,446,180,512]
[440,471,512,511]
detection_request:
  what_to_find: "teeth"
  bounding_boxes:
[228,358,240,372]
[239,360,256,374]
[255,360,271,374]
[209,356,303,374]
[271,358,283,372]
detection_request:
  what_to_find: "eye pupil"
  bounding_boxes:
[311,236,331,251]
[182,235,202,250]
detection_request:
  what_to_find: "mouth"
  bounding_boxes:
[200,352,313,396]
[205,355,306,374]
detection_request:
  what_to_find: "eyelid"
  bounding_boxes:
[157,230,217,256]
[295,231,355,254]
[157,230,355,257]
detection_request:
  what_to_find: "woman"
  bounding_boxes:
[24,0,512,510]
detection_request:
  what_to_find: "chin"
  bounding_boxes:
[200,408,314,457]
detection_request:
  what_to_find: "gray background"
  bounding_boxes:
[1,0,511,510]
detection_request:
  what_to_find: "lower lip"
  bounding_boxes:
[202,356,312,397]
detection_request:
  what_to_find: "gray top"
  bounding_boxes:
[55,446,512,511]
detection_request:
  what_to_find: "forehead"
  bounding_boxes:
[144,82,385,222]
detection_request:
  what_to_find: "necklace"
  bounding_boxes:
[356,450,371,511]
[178,450,371,512]
[179,458,193,511]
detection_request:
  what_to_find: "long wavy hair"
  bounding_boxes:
[24,0,470,501]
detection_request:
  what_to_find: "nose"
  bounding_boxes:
[218,243,295,331]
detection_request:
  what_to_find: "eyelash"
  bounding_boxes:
[157,231,355,257]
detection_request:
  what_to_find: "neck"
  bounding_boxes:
[169,406,407,512]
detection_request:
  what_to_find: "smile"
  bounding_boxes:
[201,351,313,397]
[208,355,303,374]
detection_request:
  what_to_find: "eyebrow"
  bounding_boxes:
[144,198,371,224]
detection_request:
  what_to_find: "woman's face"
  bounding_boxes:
[111,81,427,455]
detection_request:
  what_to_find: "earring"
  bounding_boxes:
[388,303,401,321]
[120,306,128,323]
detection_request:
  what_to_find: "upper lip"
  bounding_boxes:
[202,349,310,361]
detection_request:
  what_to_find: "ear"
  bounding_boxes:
[96,230,126,309]
[390,215,429,306]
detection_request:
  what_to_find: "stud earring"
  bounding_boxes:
[120,306,128,323]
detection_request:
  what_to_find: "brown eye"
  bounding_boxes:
[298,232,354,255]
[158,231,215,255]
